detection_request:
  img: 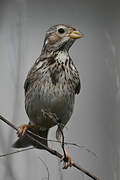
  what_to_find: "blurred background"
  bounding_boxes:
[0,0,120,179]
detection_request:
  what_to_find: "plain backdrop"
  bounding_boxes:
[0,0,120,180]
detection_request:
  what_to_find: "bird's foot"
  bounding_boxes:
[17,124,35,136]
[61,150,73,169]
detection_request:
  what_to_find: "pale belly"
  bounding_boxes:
[25,82,75,129]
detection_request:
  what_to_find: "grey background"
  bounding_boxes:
[0,0,120,180]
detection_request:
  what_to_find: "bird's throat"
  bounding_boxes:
[55,50,69,63]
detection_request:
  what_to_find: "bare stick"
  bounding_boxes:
[0,114,100,180]
[0,147,34,158]
[0,115,18,131]
[26,130,97,157]
[0,115,96,157]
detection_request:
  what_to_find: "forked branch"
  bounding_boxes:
[0,114,100,180]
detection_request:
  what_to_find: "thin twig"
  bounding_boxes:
[27,130,97,157]
[0,115,96,157]
[0,147,34,158]
[0,114,100,180]
[0,115,18,131]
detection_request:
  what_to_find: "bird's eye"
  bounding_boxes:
[58,28,65,34]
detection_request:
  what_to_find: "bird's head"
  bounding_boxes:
[42,24,83,53]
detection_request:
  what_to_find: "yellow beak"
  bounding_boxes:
[69,31,83,39]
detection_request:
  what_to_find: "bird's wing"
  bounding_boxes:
[75,77,81,94]
[24,58,41,94]
[24,75,31,94]
[71,60,81,94]
[24,72,34,94]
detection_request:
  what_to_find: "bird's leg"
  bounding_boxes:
[17,124,36,136]
[57,125,73,169]
[61,149,73,169]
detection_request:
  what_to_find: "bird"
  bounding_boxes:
[13,24,83,168]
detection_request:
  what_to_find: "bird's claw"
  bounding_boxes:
[17,124,29,137]
[60,152,73,169]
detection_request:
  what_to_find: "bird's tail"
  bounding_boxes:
[12,128,49,149]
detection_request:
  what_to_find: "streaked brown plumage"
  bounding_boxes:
[13,24,83,166]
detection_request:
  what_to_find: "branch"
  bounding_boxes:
[0,147,34,158]
[23,130,97,158]
[0,114,100,180]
